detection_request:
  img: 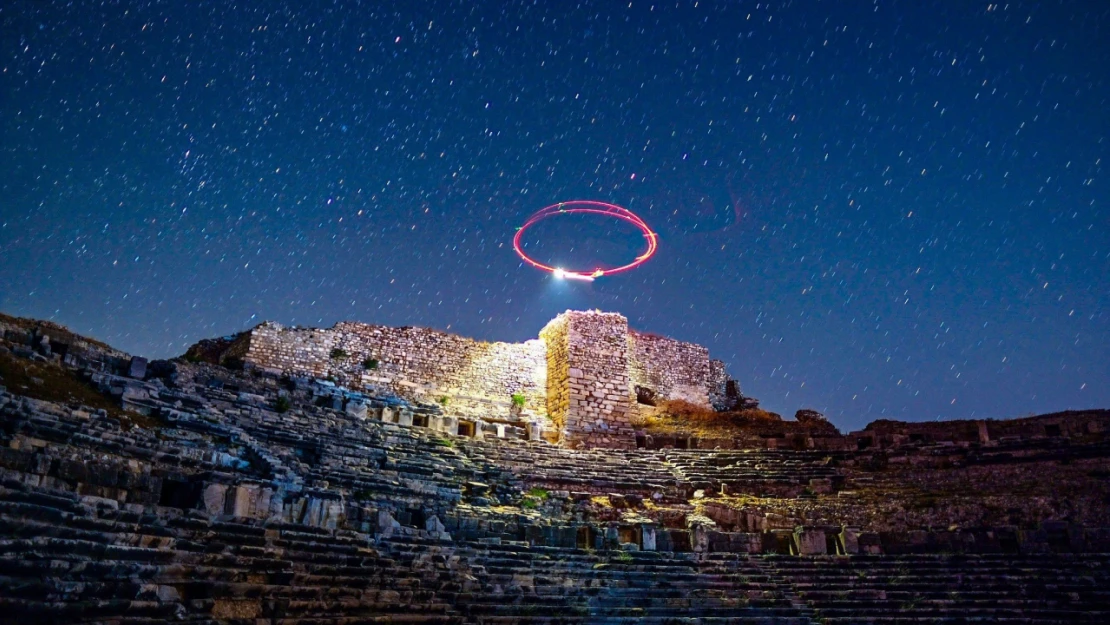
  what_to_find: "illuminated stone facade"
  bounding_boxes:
[241,321,548,421]
[629,329,711,406]
[540,311,636,448]
[237,310,737,447]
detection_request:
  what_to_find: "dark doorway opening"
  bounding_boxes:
[159,479,202,509]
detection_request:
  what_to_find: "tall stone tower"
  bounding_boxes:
[540,310,636,448]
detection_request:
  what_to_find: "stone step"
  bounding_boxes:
[815,607,1109,621]
[0,597,186,621]
[586,617,812,625]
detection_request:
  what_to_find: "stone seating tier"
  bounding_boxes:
[2,350,1110,623]
[5,478,1105,624]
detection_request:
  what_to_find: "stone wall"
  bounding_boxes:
[708,359,734,411]
[538,315,570,436]
[628,330,711,406]
[242,321,547,420]
[234,310,738,448]
[541,311,636,448]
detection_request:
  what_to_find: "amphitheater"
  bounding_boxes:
[1,310,1108,624]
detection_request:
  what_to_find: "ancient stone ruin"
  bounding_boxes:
[1,309,1109,623]
[204,310,742,449]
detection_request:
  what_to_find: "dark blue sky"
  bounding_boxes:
[2,1,1107,430]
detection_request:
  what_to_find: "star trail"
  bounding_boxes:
[1,0,1107,430]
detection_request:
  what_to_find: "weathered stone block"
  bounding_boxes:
[128,356,147,379]
[858,531,882,554]
[397,409,413,427]
[345,400,368,419]
[841,526,860,554]
[202,483,228,516]
[796,526,827,555]
[227,484,258,517]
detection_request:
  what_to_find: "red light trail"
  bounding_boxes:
[513,200,658,281]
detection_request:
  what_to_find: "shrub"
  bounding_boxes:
[511,393,526,408]
[274,396,291,413]
[439,396,450,406]
[519,487,550,511]
[329,348,348,360]
[362,357,379,370]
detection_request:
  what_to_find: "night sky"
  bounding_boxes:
[2,1,1107,431]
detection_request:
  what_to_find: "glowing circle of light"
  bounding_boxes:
[513,200,658,281]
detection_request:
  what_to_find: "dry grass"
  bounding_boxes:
[660,399,781,423]
[0,312,118,353]
[632,399,783,437]
[628,412,662,429]
[658,399,720,421]
[0,350,158,430]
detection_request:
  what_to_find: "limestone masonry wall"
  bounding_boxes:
[629,330,711,406]
[244,321,547,420]
[545,311,636,448]
[707,359,734,411]
[240,310,737,447]
[538,315,570,436]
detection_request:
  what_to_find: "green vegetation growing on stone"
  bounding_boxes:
[329,348,348,360]
[362,357,379,370]
[511,393,526,407]
[520,487,550,511]
[274,396,291,413]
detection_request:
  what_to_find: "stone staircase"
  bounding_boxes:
[455,438,686,497]
[381,538,814,624]
[0,479,463,624]
[2,358,1110,623]
[662,449,844,495]
[762,553,1110,624]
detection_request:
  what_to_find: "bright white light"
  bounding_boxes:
[553,268,566,279]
